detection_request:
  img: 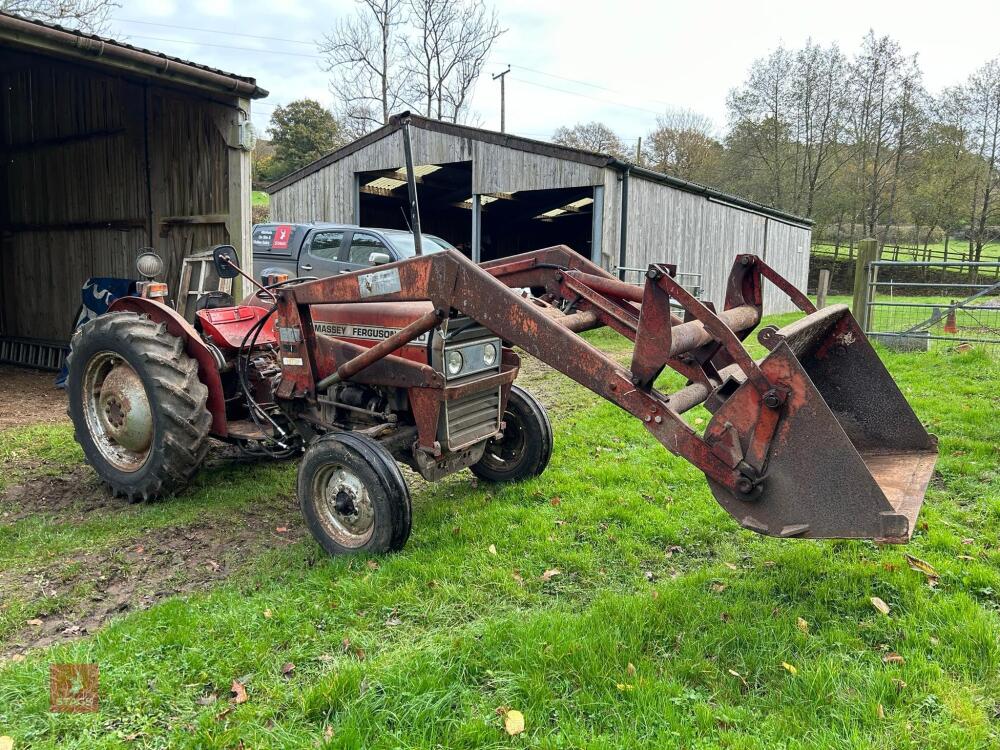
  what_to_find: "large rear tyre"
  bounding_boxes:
[67,312,212,501]
[471,385,552,483]
[298,433,412,556]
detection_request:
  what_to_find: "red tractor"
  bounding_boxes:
[67,245,938,557]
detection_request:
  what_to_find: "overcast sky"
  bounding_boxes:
[112,0,999,146]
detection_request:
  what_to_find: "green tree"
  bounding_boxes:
[267,100,346,180]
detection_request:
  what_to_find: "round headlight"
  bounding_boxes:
[482,342,498,366]
[446,350,464,376]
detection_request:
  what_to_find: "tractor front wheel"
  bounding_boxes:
[67,312,212,501]
[471,385,552,483]
[298,433,412,556]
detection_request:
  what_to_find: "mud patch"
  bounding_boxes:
[0,465,111,524]
[0,365,67,431]
[1,505,304,657]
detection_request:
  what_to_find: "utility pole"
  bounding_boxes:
[635,136,642,165]
[493,65,510,133]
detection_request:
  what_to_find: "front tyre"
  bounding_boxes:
[298,433,412,556]
[471,385,552,482]
[67,312,212,501]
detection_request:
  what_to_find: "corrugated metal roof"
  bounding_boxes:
[0,11,268,98]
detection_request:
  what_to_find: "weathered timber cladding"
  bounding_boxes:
[270,118,811,313]
[1,49,248,343]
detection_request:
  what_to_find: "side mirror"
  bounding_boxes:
[368,251,391,266]
[212,245,240,279]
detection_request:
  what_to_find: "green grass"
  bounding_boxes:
[252,191,269,207]
[1,310,998,748]
[812,241,1000,263]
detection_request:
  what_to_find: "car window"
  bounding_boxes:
[387,233,451,258]
[309,231,344,260]
[347,233,389,264]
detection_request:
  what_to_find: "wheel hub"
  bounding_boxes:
[315,465,375,547]
[82,352,153,472]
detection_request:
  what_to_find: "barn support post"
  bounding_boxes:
[471,194,482,263]
[591,185,604,265]
[618,166,630,280]
[225,97,253,298]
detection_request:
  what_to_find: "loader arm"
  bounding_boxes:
[274,247,937,543]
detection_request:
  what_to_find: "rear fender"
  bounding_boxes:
[108,297,229,437]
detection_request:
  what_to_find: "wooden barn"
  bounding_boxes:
[0,12,267,369]
[267,113,813,312]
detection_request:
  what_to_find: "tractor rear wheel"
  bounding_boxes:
[471,385,552,483]
[67,312,212,501]
[298,432,412,556]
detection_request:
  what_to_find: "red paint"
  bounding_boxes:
[197,305,277,350]
[272,224,293,250]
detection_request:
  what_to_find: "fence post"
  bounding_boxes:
[817,269,831,309]
[852,237,878,330]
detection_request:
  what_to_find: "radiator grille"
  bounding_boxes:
[440,387,501,451]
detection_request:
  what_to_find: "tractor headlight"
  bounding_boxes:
[482,342,498,367]
[446,350,464,376]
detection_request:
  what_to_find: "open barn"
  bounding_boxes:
[267,113,813,312]
[0,12,267,369]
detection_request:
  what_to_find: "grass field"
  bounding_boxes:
[811,241,1000,263]
[252,191,269,207]
[0,301,998,749]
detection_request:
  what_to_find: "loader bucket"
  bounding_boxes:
[706,304,938,543]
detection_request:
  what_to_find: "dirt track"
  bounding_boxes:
[0,365,67,430]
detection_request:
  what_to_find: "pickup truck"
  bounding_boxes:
[251,223,455,282]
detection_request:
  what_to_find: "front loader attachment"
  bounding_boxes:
[274,246,937,544]
[706,304,937,542]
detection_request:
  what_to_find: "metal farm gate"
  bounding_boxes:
[863,260,1000,356]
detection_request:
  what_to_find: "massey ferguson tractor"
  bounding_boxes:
[66,244,938,557]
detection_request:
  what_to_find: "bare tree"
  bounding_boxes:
[404,0,504,122]
[319,0,410,138]
[845,32,925,243]
[552,122,627,159]
[960,57,1000,262]
[643,109,723,183]
[1,0,119,33]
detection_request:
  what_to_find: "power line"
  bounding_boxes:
[124,34,323,59]
[510,64,678,111]
[512,77,665,118]
[117,17,317,47]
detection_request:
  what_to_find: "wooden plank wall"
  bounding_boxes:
[0,50,241,343]
[270,126,604,223]
[621,175,811,313]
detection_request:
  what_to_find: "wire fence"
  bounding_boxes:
[864,261,1000,356]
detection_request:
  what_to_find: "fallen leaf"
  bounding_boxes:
[958,554,975,561]
[929,636,940,646]
[341,637,352,652]
[550,496,561,506]
[665,545,683,557]
[781,662,797,675]
[892,678,907,691]
[694,417,704,425]
[385,614,402,626]
[366,560,380,571]
[724,562,739,571]
[540,568,561,582]
[651,590,659,600]
[135,546,144,554]
[870,597,891,616]
[961,537,974,545]
[494,705,509,716]
[882,652,905,665]
[324,725,334,741]
[26,618,43,627]
[0,737,13,750]
[10,654,24,663]
[354,648,366,661]
[263,609,273,619]
[276,526,288,533]
[710,582,727,593]
[503,709,525,736]
[728,668,748,689]
[797,617,809,634]
[720,611,731,623]
[877,703,885,719]
[317,653,335,663]
[230,680,248,704]
[488,544,497,556]
[281,662,295,677]
[615,682,634,691]
[904,554,940,582]
[626,662,636,677]
[196,693,218,706]
[512,570,524,586]
[206,559,220,572]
